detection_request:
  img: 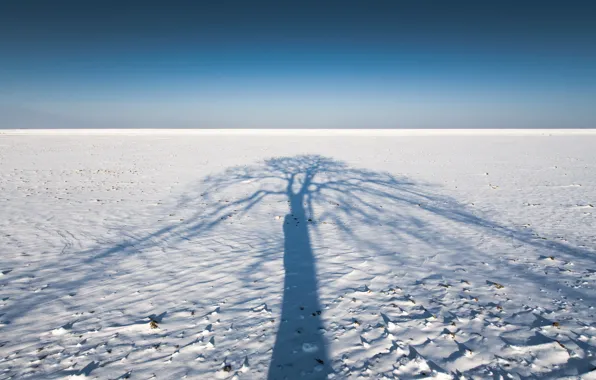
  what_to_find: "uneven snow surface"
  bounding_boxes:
[0,131,595,379]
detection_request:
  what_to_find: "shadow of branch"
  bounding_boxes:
[5,154,595,378]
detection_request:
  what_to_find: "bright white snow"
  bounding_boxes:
[0,130,595,379]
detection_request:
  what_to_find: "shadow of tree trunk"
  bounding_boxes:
[269,174,330,379]
[4,154,595,379]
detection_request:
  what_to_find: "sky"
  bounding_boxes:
[1,1,595,129]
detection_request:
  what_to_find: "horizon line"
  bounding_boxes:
[2,128,596,136]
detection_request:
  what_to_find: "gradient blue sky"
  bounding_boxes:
[1,1,595,128]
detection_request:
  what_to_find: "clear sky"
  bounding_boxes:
[1,0,595,128]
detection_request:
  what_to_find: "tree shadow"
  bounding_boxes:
[177,155,441,377]
[2,154,595,379]
[169,155,595,378]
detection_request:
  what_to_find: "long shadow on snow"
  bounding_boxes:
[4,155,596,379]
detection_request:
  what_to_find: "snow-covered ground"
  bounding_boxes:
[0,130,595,379]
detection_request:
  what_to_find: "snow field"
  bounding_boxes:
[0,131,595,379]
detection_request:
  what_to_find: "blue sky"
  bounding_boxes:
[1,1,595,128]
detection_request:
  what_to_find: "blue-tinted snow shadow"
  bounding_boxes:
[2,155,595,379]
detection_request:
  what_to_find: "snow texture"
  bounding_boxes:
[0,130,595,379]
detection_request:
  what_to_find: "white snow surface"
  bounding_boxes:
[0,130,595,379]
